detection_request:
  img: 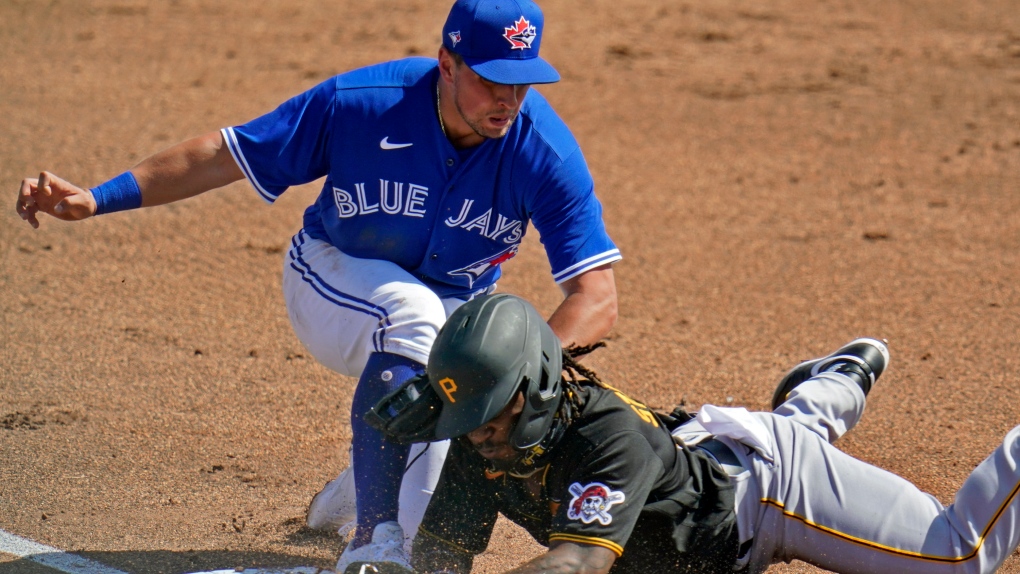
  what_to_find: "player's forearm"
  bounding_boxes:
[132,131,243,207]
[548,265,618,348]
[504,542,615,574]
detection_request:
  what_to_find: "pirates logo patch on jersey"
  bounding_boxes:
[448,244,519,288]
[566,482,625,525]
[503,16,537,50]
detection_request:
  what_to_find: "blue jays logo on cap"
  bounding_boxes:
[442,0,560,85]
[503,16,536,49]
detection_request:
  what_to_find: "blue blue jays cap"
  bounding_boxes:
[442,0,560,85]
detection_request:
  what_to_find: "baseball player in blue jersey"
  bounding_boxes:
[15,1,621,571]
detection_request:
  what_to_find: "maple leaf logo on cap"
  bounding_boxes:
[503,16,537,49]
[448,31,462,47]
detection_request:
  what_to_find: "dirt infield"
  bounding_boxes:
[2,0,1018,572]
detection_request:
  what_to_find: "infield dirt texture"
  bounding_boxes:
[2,1,1019,573]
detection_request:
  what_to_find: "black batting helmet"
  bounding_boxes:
[365,294,563,449]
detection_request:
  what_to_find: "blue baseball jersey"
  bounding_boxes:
[222,57,620,299]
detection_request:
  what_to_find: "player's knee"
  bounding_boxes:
[375,285,449,354]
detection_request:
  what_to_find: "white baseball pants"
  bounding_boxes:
[281,230,468,544]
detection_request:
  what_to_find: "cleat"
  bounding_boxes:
[771,338,889,410]
[307,464,357,531]
[336,521,412,574]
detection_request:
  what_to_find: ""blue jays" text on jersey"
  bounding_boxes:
[223,58,620,298]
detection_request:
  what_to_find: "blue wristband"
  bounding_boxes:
[90,171,142,215]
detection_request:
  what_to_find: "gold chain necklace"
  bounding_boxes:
[436,80,447,139]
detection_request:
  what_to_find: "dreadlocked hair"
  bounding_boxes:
[557,342,608,420]
[562,342,606,384]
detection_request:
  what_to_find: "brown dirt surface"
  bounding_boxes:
[2,0,1019,573]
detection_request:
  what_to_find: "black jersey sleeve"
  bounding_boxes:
[547,429,665,556]
[414,441,500,566]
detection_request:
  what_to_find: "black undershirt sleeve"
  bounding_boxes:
[412,441,499,573]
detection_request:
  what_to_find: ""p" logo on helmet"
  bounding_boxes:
[439,377,458,403]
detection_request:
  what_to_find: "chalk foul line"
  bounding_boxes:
[0,528,327,574]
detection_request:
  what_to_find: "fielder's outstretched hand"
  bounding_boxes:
[16,171,97,229]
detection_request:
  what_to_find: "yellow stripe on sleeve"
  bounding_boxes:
[416,525,475,556]
[548,533,624,556]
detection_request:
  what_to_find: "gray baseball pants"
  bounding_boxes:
[683,373,1020,574]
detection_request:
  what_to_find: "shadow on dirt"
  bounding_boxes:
[0,548,335,574]
[282,523,344,548]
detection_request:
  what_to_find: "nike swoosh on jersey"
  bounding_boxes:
[380,137,413,150]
